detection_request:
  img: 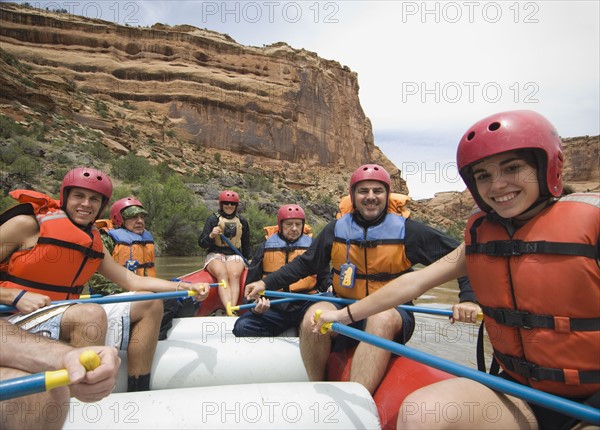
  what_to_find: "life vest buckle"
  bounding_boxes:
[511,358,540,381]
[497,309,533,329]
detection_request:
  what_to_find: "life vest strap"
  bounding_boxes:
[332,268,408,282]
[482,305,600,331]
[135,262,155,269]
[466,240,597,259]
[37,237,105,260]
[0,273,84,296]
[333,238,405,248]
[494,350,600,384]
[113,240,154,246]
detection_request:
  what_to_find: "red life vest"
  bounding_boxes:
[0,190,105,300]
[465,193,600,396]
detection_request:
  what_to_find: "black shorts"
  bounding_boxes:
[498,372,597,429]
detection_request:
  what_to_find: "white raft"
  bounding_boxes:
[64,382,381,429]
[166,316,299,341]
[114,336,308,393]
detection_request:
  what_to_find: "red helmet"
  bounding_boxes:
[219,190,239,204]
[60,167,113,215]
[277,204,305,228]
[110,197,144,227]
[350,164,391,195]
[457,110,564,212]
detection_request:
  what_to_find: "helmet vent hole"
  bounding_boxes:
[488,122,501,131]
[467,131,476,141]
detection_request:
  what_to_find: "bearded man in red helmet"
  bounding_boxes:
[233,204,331,337]
[246,164,478,394]
[0,167,210,392]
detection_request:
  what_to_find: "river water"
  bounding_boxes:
[155,256,493,369]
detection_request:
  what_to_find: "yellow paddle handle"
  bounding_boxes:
[45,350,101,391]
[314,310,333,334]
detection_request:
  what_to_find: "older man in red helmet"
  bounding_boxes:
[246,164,478,394]
[233,204,331,337]
[0,167,210,393]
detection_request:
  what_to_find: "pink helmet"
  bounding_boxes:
[219,190,239,204]
[60,167,113,215]
[457,110,564,212]
[110,197,144,227]
[277,204,305,228]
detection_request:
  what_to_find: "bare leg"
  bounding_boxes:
[1,367,69,430]
[60,304,107,347]
[398,378,537,429]
[206,259,231,309]
[350,308,403,394]
[127,297,162,377]
[225,258,245,307]
[299,302,336,381]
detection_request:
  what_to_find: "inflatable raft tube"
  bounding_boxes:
[166,316,237,341]
[166,317,299,340]
[64,381,381,429]
[114,337,309,392]
[328,350,454,430]
[177,269,248,317]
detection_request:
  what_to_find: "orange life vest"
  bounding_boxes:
[465,193,600,397]
[262,232,316,292]
[331,213,412,299]
[0,190,105,301]
[337,193,411,219]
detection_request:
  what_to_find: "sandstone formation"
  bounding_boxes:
[0,2,406,197]
[0,3,597,235]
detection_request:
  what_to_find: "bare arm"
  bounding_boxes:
[97,246,210,299]
[0,215,38,263]
[314,244,468,328]
[0,319,120,402]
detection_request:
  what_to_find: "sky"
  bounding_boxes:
[17,1,600,198]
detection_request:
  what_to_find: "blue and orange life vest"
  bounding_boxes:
[108,228,156,277]
[331,213,412,300]
[0,190,104,301]
[263,232,316,292]
[465,193,600,397]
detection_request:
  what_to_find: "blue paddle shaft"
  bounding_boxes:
[235,298,297,310]
[262,290,454,317]
[0,291,195,313]
[0,373,47,401]
[219,234,250,266]
[331,322,600,425]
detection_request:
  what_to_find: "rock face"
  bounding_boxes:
[0,3,597,237]
[0,2,406,195]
